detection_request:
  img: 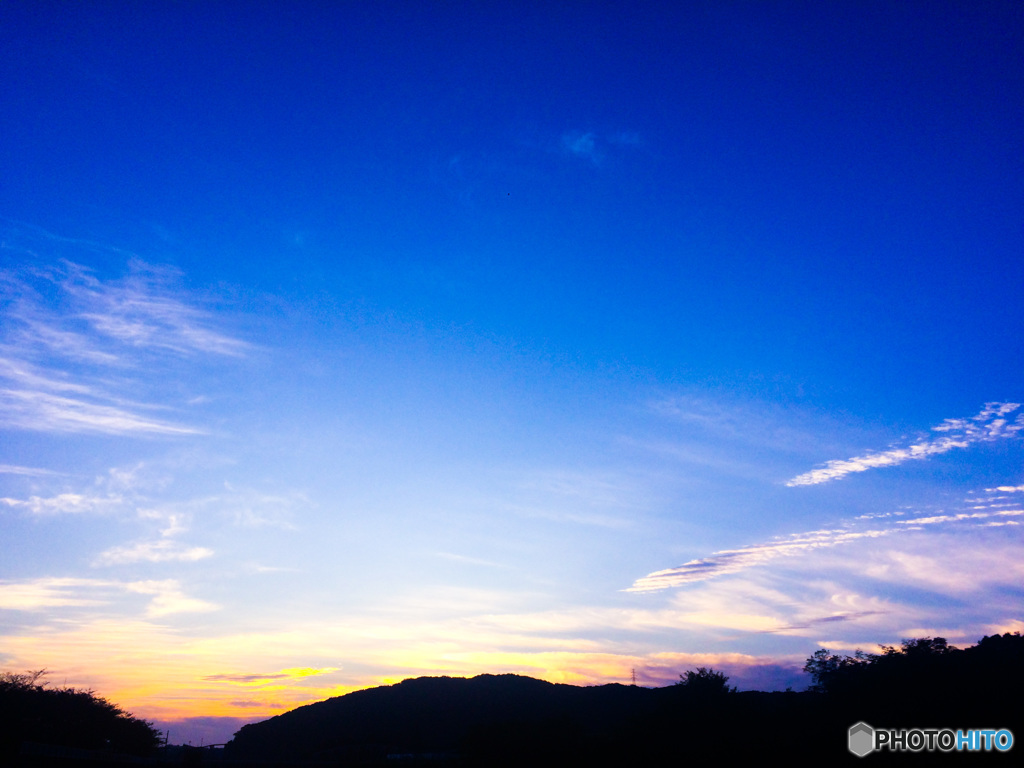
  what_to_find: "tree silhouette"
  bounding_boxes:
[802,648,871,693]
[0,669,160,759]
[675,666,735,696]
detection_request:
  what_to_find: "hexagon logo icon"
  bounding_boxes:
[849,722,875,757]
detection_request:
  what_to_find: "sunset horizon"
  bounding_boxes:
[2,1,1021,748]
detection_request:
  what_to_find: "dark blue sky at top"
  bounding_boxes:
[2,1,1022,422]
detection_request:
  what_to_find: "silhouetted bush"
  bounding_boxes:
[675,665,736,696]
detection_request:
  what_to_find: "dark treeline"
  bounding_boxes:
[3,633,1021,766]
[226,633,1022,766]
[0,669,160,764]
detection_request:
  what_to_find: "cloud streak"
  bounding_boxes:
[93,539,215,566]
[0,388,201,436]
[0,464,62,476]
[0,577,216,616]
[1,491,123,515]
[629,494,1024,592]
[202,668,337,685]
[66,260,250,358]
[787,402,1023,486]
[627,527,893,592]
[0,225,249,436]
[0,577,115,610]
[126,580,219,617]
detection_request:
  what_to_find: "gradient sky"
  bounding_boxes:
[1,0,1022,746]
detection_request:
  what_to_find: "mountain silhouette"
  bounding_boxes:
[227,634,1023,766]
[228,674,660,764]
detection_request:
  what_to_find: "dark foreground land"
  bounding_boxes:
[4,633,1022,767]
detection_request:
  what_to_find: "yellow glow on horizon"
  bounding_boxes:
[0,607,799,723]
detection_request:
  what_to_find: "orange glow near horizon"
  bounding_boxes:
[1,613,801,723]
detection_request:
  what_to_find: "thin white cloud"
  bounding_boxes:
[0,464,61,476]
[125,580,219,617]
[0,577,115,610]
[11,318,121,365]
[860,537,1024,595]
[658,579,902,638]
[0,373,184,434]
[147,510,190,537]
[0,491,122,515]
[67,260,249,358]
[896,509,1023,526]
[0,356,94,394]
[627,527,893,592]
[91,499,215,565]
[787,402,1023,487]
[93,539,214,566]
[0,463,173,517]
[0,226,250,437]
[244,563,301,574]
[630,493,1024,592]
[0,388,200,435]
[0,576,216,616]
[1,467,217,570]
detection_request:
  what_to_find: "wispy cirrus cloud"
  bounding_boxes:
[787,402,1023,487]
[0,356,95,394]
[0,223,249,437]
[627,527,893,592]
[0,388,201,435]
[629,492,1024,593]
[62,260,249,358]
[0,464,62,476]
[896,509,1023,528]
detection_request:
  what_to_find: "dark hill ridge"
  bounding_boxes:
[226,636,1023,766]
[227,674,827,765]
[227,673,660,762]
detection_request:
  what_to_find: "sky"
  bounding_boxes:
[1,0,1022,746]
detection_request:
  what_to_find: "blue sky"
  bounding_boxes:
[1,1,1022,745]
